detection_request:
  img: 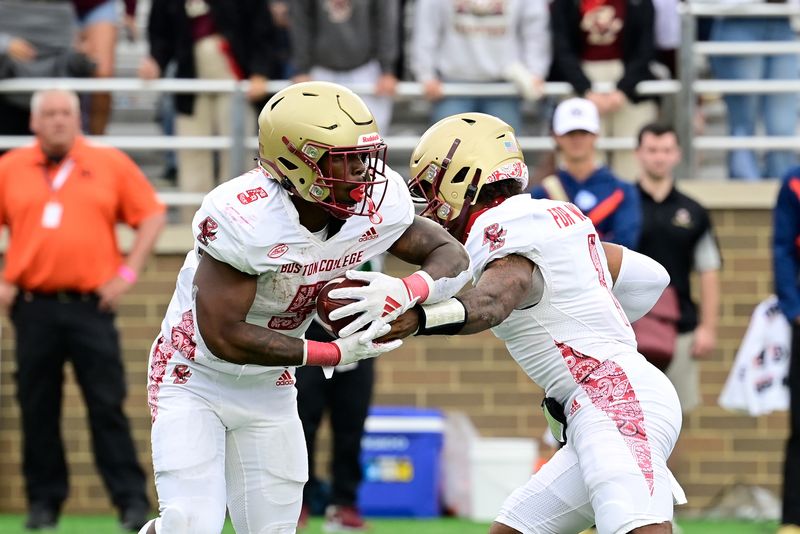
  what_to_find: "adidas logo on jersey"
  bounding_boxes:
[276,370,295,386]
[359,227,378,242]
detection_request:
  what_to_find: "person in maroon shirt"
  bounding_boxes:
[549,0,658,181]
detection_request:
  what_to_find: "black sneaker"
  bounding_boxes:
[120,502,150,531]
[24,503,58,530]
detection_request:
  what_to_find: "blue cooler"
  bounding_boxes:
[357,406,444,517]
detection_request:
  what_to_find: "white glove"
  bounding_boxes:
[328,270,432,337]
[305,320,401,368]
[334,320,402,365]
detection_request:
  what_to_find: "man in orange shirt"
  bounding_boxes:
[0,89,166,532]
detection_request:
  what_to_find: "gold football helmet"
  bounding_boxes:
[257,81,388,219]
[408,112,528,237]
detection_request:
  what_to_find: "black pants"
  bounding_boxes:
[11,293,148,512]
[295,321,374,507]
[784,322,800,525]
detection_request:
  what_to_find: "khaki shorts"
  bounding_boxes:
[665,331,700,413]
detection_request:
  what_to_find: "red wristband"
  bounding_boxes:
[304,340,342,366]
[402,272,431,303]
[117,265,138,284]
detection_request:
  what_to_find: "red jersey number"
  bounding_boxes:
[267,281,327,330]
[587,234,630,326]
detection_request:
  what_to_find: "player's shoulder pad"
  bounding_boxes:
[464,194,540,279]
[193,169,285,274]
[374,163,415,228]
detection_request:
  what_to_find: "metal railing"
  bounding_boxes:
[0,2,797,204]
[0,78,678,192]
[677,2,800,176]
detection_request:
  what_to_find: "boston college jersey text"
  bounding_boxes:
[279,250,365,276]
[155,166,414,377]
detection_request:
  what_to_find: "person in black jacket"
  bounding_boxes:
[138,0,275,213]
[549,0,658,181]
[0,0,95,140]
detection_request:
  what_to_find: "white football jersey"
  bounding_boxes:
[158,165,415,376]
[465,194,639,402]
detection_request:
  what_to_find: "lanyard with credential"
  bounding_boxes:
[41,158,75,229]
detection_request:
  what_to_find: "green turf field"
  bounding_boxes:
[0,516,781,534]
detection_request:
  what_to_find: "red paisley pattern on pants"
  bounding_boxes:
[147,310,199,422]
[170,310,197,361]
[556,341,654,494]
[147,335,174,423]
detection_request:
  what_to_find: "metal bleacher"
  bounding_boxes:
[1,2,799,209]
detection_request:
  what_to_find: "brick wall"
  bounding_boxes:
[0,199,789,515]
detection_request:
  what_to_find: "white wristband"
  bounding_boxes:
[416,297,467,336]
[423,268,471,304]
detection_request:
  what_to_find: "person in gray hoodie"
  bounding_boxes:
[290,0,400,133]
[410,0,551,133]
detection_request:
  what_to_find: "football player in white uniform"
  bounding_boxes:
[390,113,683,534]
[139,82,470,534]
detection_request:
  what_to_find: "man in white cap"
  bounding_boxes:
[531,97,642,249]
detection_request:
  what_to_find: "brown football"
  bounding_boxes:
[315,277,369,337]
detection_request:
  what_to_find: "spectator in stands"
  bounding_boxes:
[0,0,95,139]
[709,4,798,180]
[72,0,138,135]
[268,0,292,79]
[409,0,550,134]
[289,0,400,133]
[773,166,800,534]
[296,256,385,532]
[549,0,658,180]
[138,0,274,208]
[394,0,413,80]
[0,89,165,531]
[531,97,641,248]
[652,0,680,79]
[635,123,721,413]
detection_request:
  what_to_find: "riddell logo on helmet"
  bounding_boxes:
[358,133,382,145]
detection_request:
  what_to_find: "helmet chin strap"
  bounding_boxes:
[366,198,383,224]
[257,156,297,195]
[280,177,296,193]
[445,168,482,243]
